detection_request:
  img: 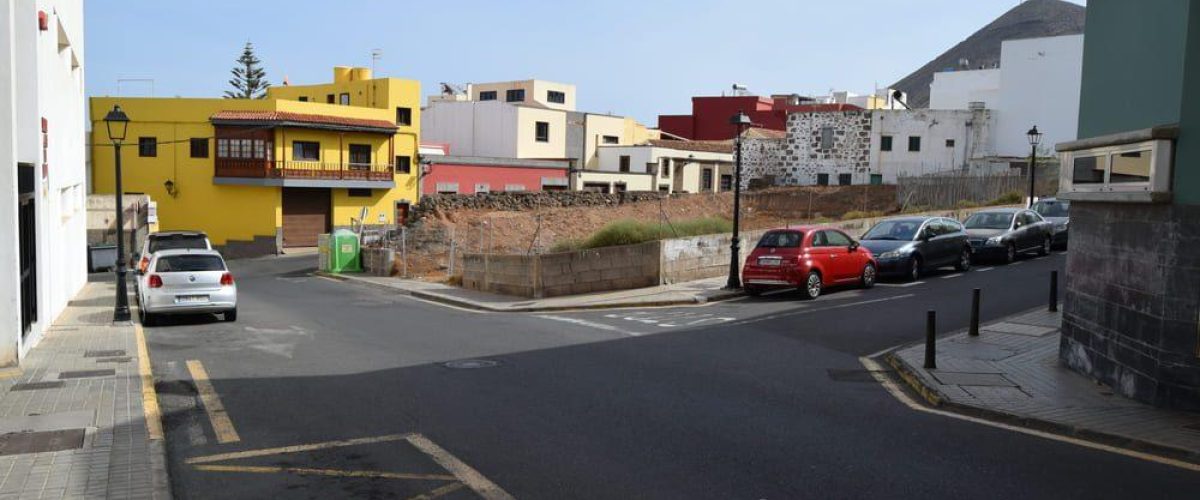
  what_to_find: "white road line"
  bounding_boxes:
[732,294,915,326]
[877,281,925,288]
[976,267,994,272]
[1010,261,1025,266]
[859,356,1200,473]
[536,315,639,336]
[939,274,963,280]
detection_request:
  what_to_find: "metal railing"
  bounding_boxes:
[214,159,394,182]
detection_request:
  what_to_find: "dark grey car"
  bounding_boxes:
[964,208,1054,263]
[860,216,973,281]
[1032,198,1070,249]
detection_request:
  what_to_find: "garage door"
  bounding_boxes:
[282,188,331,248]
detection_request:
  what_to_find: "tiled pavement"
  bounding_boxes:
[0,279,170,499]
[888,308,1200,461]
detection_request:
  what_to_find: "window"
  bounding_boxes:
[943,218,964,233]
[757,231,803,248]
[240,139,251,159]
[505,184,526,192]
[395,107,412,126]
[702,168,714,191]
[720,174,733,191]
[217,139,229,158]
[820,127,834,149]
[190,138,208,158]
[908,136,921,152]
[326,94,335,104]
[822,230,853,247]
[479,90,497,101]
[298,96,308,102]
[506,89,525,102]
[661,159,671,178]
[838,173,852,185]
[252,139,266,159]
[156,255,225,273]
[619,155,631,172]
[1071,155,1106,184]
[880,135,893,151]
[945,139,956,148]
[817,173,829,186]
[395,155,412,174]
[474,183,490,193]
[138,137,157,157]
[1110,150,1152,183]
[436,182,459,194]
[339,93,350,105]
[659,185,670,193]
[582,182,609,193]
[547,90,566,104]
[348,144,371,169]
[293,141,320,161]
[613,182,627,193]
[535,121,550,142]
[347,188,372,197]
[602,135,619,145]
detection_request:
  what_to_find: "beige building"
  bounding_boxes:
[583,140,734,194]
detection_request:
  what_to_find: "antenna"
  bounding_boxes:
[370,49,382,107]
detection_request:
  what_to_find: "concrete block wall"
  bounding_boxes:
[462,254,539,297]
[538,242,660,297]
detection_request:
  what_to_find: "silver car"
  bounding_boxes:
[137,249,237,326]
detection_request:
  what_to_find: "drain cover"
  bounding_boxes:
[10,382,65,391]
[58,369,115,380]
[84,350,126,358]
[95,357,132,364]
[443,359,500,369]
[0,429,85,456]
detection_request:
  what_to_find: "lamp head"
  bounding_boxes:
[104,105,130,143]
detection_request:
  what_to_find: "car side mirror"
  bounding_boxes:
[849,241,860,251]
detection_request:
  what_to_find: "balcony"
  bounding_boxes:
[213,159,396,189]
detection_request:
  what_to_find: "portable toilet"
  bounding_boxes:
[328,229,362,272]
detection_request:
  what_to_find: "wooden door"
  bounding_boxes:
[281,188,331,247]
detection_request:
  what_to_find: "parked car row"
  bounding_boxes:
[742,203,1069,299]
[134,231,238,326]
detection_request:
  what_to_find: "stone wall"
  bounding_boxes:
[1059,202,1200,411]
[411,190,670,222]
[461,242,661,298]
[742,111,872,187]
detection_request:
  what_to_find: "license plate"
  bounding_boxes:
[176,295,208,304]
[757,257,782,266]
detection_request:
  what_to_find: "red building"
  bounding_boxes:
[659,95,861,141]
[421,156,571,195]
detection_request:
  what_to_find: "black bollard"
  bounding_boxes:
[1049,270,1059,312]
[969,288,981,337]
[924,310,937,369]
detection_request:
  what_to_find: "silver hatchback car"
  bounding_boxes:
[137,249,237,326]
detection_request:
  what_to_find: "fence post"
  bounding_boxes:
[401,227,408,278]
[1049,270,1058,312]
[448,227,456,276]
[969,288,981,337]
[924,310,937,369]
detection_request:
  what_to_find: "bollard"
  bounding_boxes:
[1049,270,1059,312]
[924,310,937,369]
[969,288,981,337]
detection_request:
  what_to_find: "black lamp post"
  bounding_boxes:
[726,110,754,290]
[1026,125,1042,208]
[104,105,131,322]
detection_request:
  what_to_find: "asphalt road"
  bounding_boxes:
[142,251,1200,499]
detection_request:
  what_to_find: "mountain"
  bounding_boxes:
[891,0,1086,108]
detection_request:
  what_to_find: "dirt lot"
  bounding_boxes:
[395,185,898,279]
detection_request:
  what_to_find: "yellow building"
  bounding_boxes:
[90,67,419,256]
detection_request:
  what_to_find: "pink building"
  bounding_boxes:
[421,156,571,195]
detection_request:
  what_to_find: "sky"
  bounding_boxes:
[84,0,1085,125]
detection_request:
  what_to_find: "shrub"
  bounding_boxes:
[956,199,981,209]
[553,217,734,251]
[989,191,1024,205]
[841,210,885,221]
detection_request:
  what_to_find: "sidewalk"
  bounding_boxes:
[0,278,170,499]
[886,308,1200,463]
[320,272,742,312]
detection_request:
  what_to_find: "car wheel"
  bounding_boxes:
[1038,236,1051,256]
[801,271,822,300]
[907,256,922,282]
[860,263,877,289]
[141,309,156,327]
[225,309,238,322]
[955,248,972,272]
[1005,243,1017,264]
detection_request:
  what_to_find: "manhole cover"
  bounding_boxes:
[0,429,85,456]
[442,359,500,369]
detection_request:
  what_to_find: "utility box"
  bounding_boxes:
[327,229,361,273]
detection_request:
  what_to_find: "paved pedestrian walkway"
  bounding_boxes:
[0,278,170,499]
[887,308,1200,462]
[322,273,742,312]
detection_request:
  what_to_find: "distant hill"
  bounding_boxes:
[892,0,1086,108]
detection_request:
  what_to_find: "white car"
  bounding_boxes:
[136,231,212,275]
[138,249,237,326]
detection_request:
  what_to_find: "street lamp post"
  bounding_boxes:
[726,111,754,290]
[104,105,131,322]
[1026,125,1042,208]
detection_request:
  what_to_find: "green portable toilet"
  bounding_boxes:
[328,229,362,273]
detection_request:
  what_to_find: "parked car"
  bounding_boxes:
[137,249,236,326]
[963,208,1054,263]
[137,231,212,274]
[860,216,972,281]
[1032,197,1070,249]
[741,226,876,300]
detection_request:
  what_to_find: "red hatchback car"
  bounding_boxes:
[741,226,877,299]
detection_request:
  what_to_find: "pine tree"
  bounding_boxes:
[224,42,269,99]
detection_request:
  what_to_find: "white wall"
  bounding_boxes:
[596,145,732,193]
[929,69,1000,110]
[421,101,520,158]
[993,34,1083,157]
[870,109,994,183]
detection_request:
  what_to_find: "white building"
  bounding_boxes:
[589,140,733,193]
[870,108,994,182]
[0,1,87,364]
[929,34,1084,157]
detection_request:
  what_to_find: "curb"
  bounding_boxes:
[881,351,1200,466]
[319,271,744,312]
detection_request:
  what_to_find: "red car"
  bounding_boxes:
[741,226,877,299]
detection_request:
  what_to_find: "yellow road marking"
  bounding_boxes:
[405,433,516,500]
[186,434,410,465]
[193,464,455,481]
[860,356,1200,473]
[409,481,467,500]
[0,367,22,380]
[134,324,164,441]
[186,359,240,444]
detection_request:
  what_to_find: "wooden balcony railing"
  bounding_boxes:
[214,159,394,182]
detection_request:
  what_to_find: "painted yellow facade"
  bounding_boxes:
[90,67,420,255]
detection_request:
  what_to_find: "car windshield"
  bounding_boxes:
[757,231,804,248]
[1033,200,1070,217]
[862,220,922,241]
[155,255,225,272]
[149,235,208,253]
[964,212,1014,230]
